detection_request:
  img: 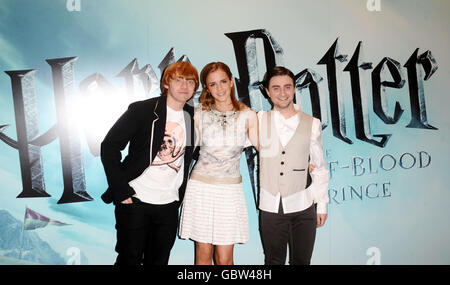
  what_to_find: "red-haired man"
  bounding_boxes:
[101,61,199,265]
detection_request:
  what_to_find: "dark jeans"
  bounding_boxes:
[114,197,179,266]
[259,202,317,265]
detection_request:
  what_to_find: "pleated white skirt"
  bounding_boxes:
[179,179,249,245]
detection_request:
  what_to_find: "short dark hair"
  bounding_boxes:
[263,66,295,88]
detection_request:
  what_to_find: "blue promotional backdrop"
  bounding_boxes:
[0,0,449,265]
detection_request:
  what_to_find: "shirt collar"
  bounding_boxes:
[273,104,301,120]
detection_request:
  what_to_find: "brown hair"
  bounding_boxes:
[263,66,295,88]
[160,61,199,96]
[199,62,246,111]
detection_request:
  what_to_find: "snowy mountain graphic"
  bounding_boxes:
[0,209,66,265]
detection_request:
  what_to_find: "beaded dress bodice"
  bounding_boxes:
[190,106,251,184]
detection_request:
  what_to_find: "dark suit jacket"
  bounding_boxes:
[100,95,195,205]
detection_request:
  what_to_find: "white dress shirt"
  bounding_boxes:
[257,104,330,214]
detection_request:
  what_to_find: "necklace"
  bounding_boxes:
[209,107,238,127]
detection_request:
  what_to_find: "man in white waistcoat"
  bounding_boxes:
[258,66,329,265]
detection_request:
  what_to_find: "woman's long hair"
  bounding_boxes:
[199,62,246,111]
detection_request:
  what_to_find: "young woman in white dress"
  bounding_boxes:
[179,62,259,265]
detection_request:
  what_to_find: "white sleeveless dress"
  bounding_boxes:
[179,106,251,245]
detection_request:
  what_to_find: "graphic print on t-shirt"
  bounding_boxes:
[152,121,185,172]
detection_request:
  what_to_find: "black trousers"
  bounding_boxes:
[114,197,179,266]
[259,202,317,265]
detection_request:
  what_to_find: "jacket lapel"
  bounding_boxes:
[183,103,195,148]
[150,96,167,162]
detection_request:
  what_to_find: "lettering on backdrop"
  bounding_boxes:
[0,29,438,204]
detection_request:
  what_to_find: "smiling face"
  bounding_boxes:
[164,75,196,106]
[161,61,199,109]
[265,75,295,111]
[205,69,234,105]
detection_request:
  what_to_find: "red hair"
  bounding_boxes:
[160,61,199,95]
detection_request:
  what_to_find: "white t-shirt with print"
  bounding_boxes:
[129,106,186,204]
